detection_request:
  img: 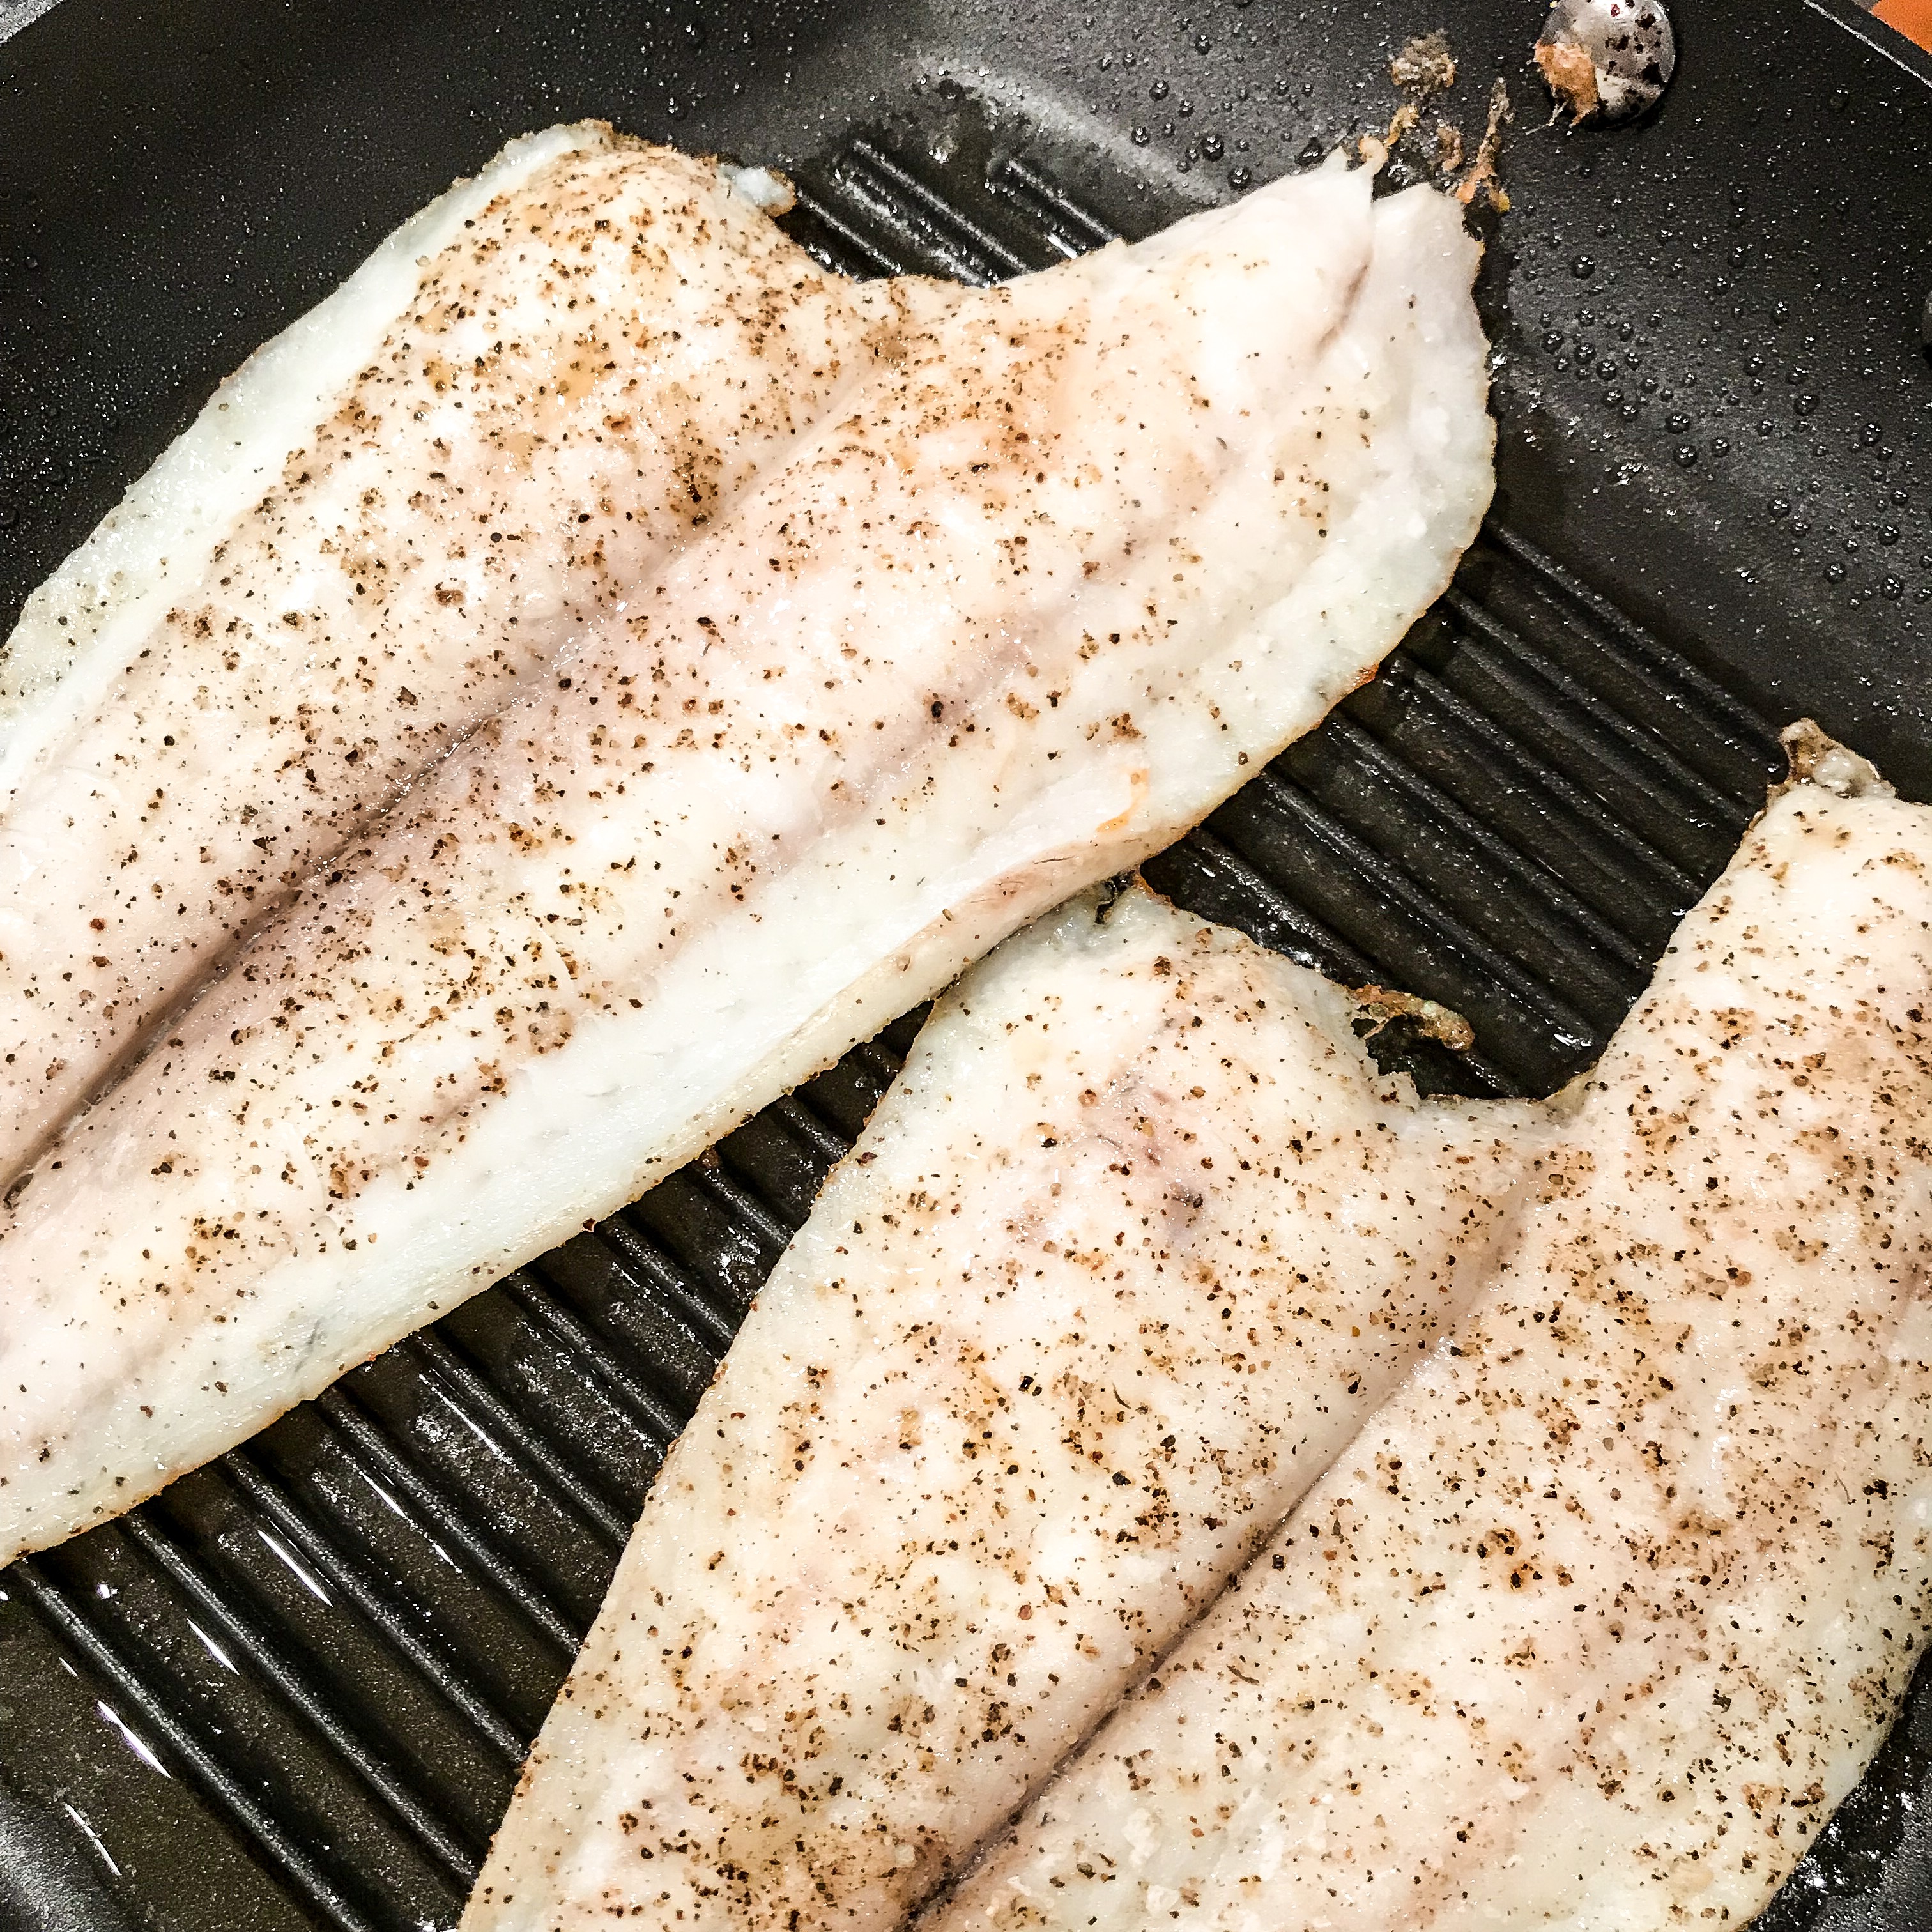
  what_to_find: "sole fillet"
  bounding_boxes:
[0,162,1493,1568]
[933,767,1932,1932]
[461,883,1547,1931]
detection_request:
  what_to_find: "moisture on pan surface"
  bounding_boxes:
[2,1,1932,1928]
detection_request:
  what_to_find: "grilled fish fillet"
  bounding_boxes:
[0,124,893,1185]
[461,884,1545,1931]
[0,160,1492,1563]
[933,762,1932,1932]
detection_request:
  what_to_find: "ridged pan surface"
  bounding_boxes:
[2,2,1931,1928]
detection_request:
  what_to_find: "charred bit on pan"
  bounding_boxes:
[1457,80,1514,210]
[1367,35,1510,211]
[1351,985,1475,1053]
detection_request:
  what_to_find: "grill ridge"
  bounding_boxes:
[1480,523,1784,767]
[394,1331,634,1549]
[1319,710,1652,977]
[11,1556,389,1932]
[1440,587,1746,834]
[493,1266,694,1449]
[1249,763,1607,1053]
[841,139,1033,281]
[215,1446,531,1764]
[112,1508,485,1886]
[984,155,1122,257]
[307,1388,581,1655]
[568,1216,739,1358]
[1371,652,1708,908]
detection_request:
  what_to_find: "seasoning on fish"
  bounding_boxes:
[0,159,1494,1565]
[462,882,1544,1931]
[933,751,1932,1932]
[0,124,899,1186]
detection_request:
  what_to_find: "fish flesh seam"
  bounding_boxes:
[0,126,904,1184]
[931,766,1932,1932]
[0,161,1494,1563]
[462,882,1547,1931]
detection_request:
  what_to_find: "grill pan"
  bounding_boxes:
[3,0,1932,1926]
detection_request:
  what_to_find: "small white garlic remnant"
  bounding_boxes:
[719,161,797,215]
[1536,0,1676,125]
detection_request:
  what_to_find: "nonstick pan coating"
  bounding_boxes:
[2,2,1931,1926]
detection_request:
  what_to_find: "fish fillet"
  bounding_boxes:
[0,124,896,1183]
[0,160,1493,1563]
[461,883,1546,1931]
[933,762,1932,1932]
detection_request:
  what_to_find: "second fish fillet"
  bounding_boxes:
[931,755,1932,1932]
[463,884,1545,1930]
[0,160,1494,1563]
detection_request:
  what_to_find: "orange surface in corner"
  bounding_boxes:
[1875,0,1932,53]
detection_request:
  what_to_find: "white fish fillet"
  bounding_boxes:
[933,767,1932,1932]
[0,160,1493,1563]
[0,125,894,1183]
[461,884,1545,1931]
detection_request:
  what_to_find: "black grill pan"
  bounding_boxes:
[3,2,1932,1927]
